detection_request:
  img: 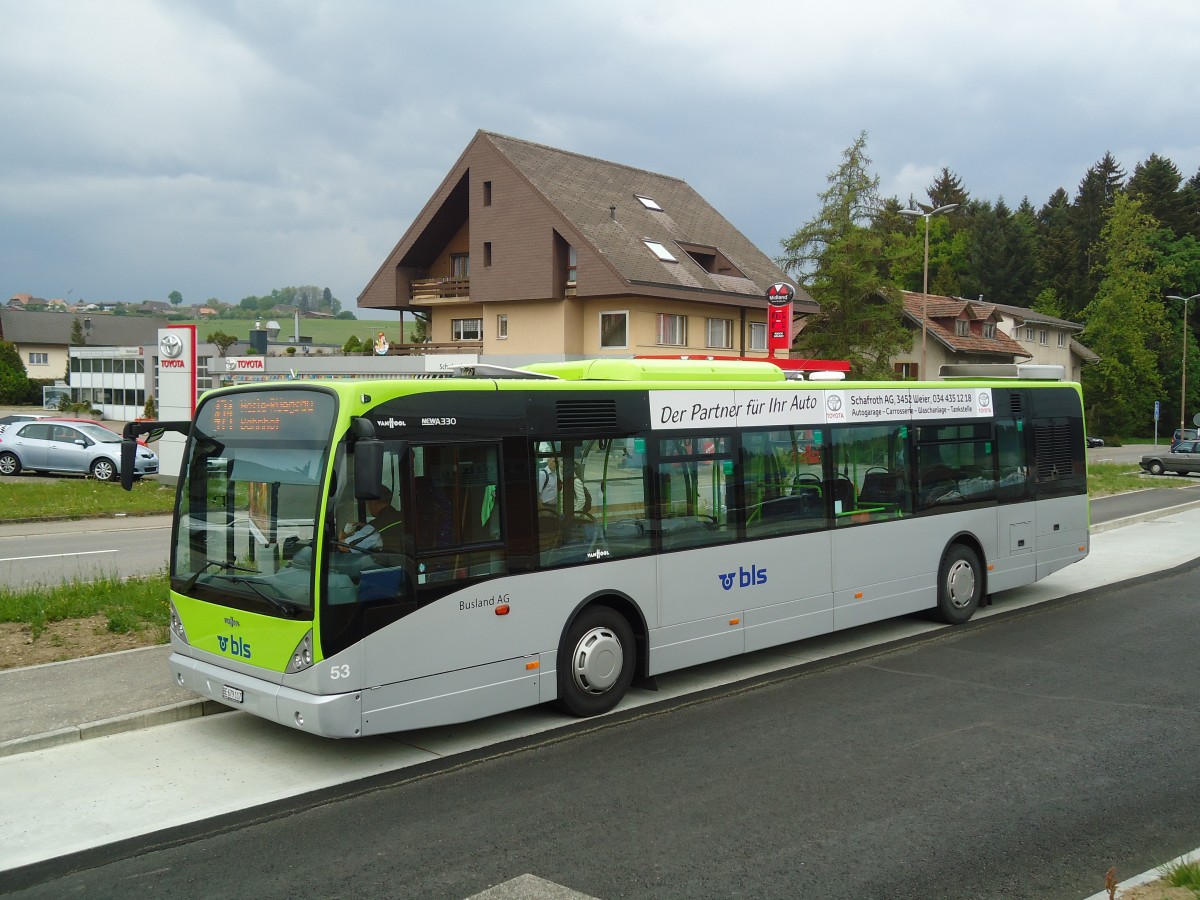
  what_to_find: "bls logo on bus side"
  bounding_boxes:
[718,565,768,591]
[217,635,252,659]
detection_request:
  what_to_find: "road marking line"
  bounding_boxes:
[1,550,119,562]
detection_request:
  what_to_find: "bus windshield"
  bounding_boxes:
[171,388,337,617]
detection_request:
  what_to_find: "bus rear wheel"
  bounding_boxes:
[555,605,635,717]
[935,544,982,625]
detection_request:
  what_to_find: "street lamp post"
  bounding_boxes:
[899,204,958,379]
[1167,293,1200,440]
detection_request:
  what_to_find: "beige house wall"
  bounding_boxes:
[999,317,1085,382]
[18,342,67,380]
[432,297,773,360]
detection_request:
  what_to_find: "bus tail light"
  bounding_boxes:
[286,630,314,674]
[169,601,189,644]
[496,604,510,615]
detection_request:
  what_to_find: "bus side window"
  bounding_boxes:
[739,428,826,537]
[654,435,735,551]
[830,424,909,524]
[412,443,505,584]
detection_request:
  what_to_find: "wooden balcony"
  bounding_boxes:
[411,277,470,305]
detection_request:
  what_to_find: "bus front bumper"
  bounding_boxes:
[169,652,363,738]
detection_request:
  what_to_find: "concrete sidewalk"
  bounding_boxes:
[0,645,228,756]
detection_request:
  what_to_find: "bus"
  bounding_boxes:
[122,358,1089,738]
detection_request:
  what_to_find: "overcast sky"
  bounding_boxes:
[3,0,1197,319]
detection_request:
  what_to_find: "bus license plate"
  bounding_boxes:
[222,685,244,703]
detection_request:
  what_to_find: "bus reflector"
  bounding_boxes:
[526,661,539,670]
[496,605,510,615]
[855,592,863,599]
[988,564,995,571]
[729,618,740,626]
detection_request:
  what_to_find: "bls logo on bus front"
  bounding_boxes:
[718,565,768,591]
[217,635,252,659]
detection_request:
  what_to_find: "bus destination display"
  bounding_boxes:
[206,391,329,437]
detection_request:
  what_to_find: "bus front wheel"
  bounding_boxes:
[935,544,982,625]
[555,606,636,717]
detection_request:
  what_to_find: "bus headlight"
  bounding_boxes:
[286,629,314,674]
[169,601,189,644]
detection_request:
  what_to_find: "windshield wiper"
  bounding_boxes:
[227,576,301,618]
[181,560,256,593]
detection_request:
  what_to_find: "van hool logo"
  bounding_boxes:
[217,634,252,658]
[718,565,768,590]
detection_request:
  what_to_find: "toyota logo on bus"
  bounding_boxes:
[159,333,185,359]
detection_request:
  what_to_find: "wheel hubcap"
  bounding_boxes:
[570,626,624,695]
[945,559,976,609]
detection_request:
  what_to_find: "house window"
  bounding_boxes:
[28,352,49,366]
[452,318,483,341]
[566,246,577,285]
[483,181,492,206]
[644,240,677,262]
[983,322,996,339]
[706,318,733,349]
[748,322,767,351]
[1040,329,1048,345]
[1058,333,1066,348]
[895,362,919,379]
[636,195,663,211]
[657,313,686,346]
[600,312,628,349]
[483,242,492,267]
[451,253,469,278]
[1024,326,1036,341]
[955,320,970,337]
[497,314,508,340]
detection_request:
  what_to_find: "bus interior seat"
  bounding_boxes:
[830,477,856,514]
[538,507,562,553]
[858,471,910,510]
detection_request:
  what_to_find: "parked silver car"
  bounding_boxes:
[0,420,158,482]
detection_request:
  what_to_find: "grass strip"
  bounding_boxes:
[0,478,175,521]
[0,573,170,639]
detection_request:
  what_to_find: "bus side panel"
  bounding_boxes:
[359,560,660,691]
[1034,495,1090,580]
[651,533,834,674]
[829,511,998,629]
[987,503,1037,593]
[360,656,543,735]
[742,531,835,653]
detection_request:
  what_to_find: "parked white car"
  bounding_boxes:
[0,420,158,482]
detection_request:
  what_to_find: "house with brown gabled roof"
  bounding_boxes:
[892,292,1031,379]
[359,130,817,364]
[990,302,1097,383]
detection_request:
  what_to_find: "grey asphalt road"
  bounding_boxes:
[8,559,1198,900]
[0,515,170,587]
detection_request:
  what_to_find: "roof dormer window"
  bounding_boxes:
[643,240,677,262]
[636,195,663,211]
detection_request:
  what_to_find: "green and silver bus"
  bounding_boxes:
[124,358,1089,738]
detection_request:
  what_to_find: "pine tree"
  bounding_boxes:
[926,167,969,210]
[779,131,912,378]
[0,341,31,403]
[1036,188,1085,317]
[1071,151,1127,303]
[1127,153,1186,236]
